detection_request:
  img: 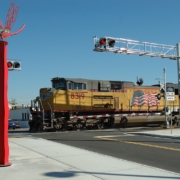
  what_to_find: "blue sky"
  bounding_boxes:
[1,0,179,106]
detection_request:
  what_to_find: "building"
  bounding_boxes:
[9,106,31,128]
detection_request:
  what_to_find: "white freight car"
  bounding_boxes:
[9,108,32,128]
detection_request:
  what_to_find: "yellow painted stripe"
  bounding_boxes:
[94,136,180,152]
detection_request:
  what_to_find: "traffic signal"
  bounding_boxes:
[98,37,116,48]
[7,61,21,71]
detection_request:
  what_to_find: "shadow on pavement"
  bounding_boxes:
[44,171,180,179]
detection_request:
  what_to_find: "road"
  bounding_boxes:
[9,127,180,174]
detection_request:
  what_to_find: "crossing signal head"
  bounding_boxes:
[7,61,21,71]
[99,38,115,47]
[156,93,161,100]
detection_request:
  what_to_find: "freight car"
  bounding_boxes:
[28,77,179,131]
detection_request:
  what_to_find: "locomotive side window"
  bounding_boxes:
[68,82,72,89]
[175,88,178,95]
[68,82,87,90]
[74,83,86,90]
[111,83,122,90]
[74,83,81,90]
[83,83,86,90]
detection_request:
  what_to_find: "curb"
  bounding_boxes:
[131,133,180,140]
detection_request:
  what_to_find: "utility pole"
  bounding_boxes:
[155,68,168,128]
[163,68,169,128]
[176,43,180,124]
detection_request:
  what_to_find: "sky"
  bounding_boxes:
[1,0,180,106]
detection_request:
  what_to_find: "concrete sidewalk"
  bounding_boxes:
[1,129,180,180]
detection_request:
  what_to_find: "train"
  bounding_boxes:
[28,77,180,132]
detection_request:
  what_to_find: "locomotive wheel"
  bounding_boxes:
[76,119,83,130]
[37,120,43,131]
[110,117,115,127]
[31,117,43,132]
[56,123,62,131]
[105,117,114,128]
[29,115,44,132]
[120,117,128,127]
[29,126,36,132]
[86,125,92,130]
[29,120,38,132]
[30,121,39,132]
[97,118,104,129]
[53,120,63,131]
[173,117,178,127]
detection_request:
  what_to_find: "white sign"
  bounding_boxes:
[166,96,175,101]
[166,86,175,93]
[166,86,175,101]
[166,92,175,96]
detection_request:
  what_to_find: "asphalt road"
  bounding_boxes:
[9,127,180,174]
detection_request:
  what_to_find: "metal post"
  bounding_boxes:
[176,43,180,127]
[170,101,172,134]
[163,68,169,128]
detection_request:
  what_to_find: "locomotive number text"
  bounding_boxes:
[71,93,85,99]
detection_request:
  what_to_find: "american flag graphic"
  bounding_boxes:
[131,90,159,107]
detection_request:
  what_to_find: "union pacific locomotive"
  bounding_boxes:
[29,77,179,131]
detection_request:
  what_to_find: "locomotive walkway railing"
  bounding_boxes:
[70,112,162,120]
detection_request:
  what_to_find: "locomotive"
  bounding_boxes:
[28,77,179,131]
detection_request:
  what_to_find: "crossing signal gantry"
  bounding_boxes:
[93,36,178,60]
[93,35,180,128]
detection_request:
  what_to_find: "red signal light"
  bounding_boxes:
[7,62,13,68]
[14,62,20,68]
[99,38,106,45]
[108,39,115,47]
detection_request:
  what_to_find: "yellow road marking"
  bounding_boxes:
[94,136,180,152]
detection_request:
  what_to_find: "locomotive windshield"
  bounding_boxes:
[52,81,66,90]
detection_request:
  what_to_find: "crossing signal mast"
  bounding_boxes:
[93,36,180,126]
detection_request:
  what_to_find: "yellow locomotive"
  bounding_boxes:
[29,77,179,131]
